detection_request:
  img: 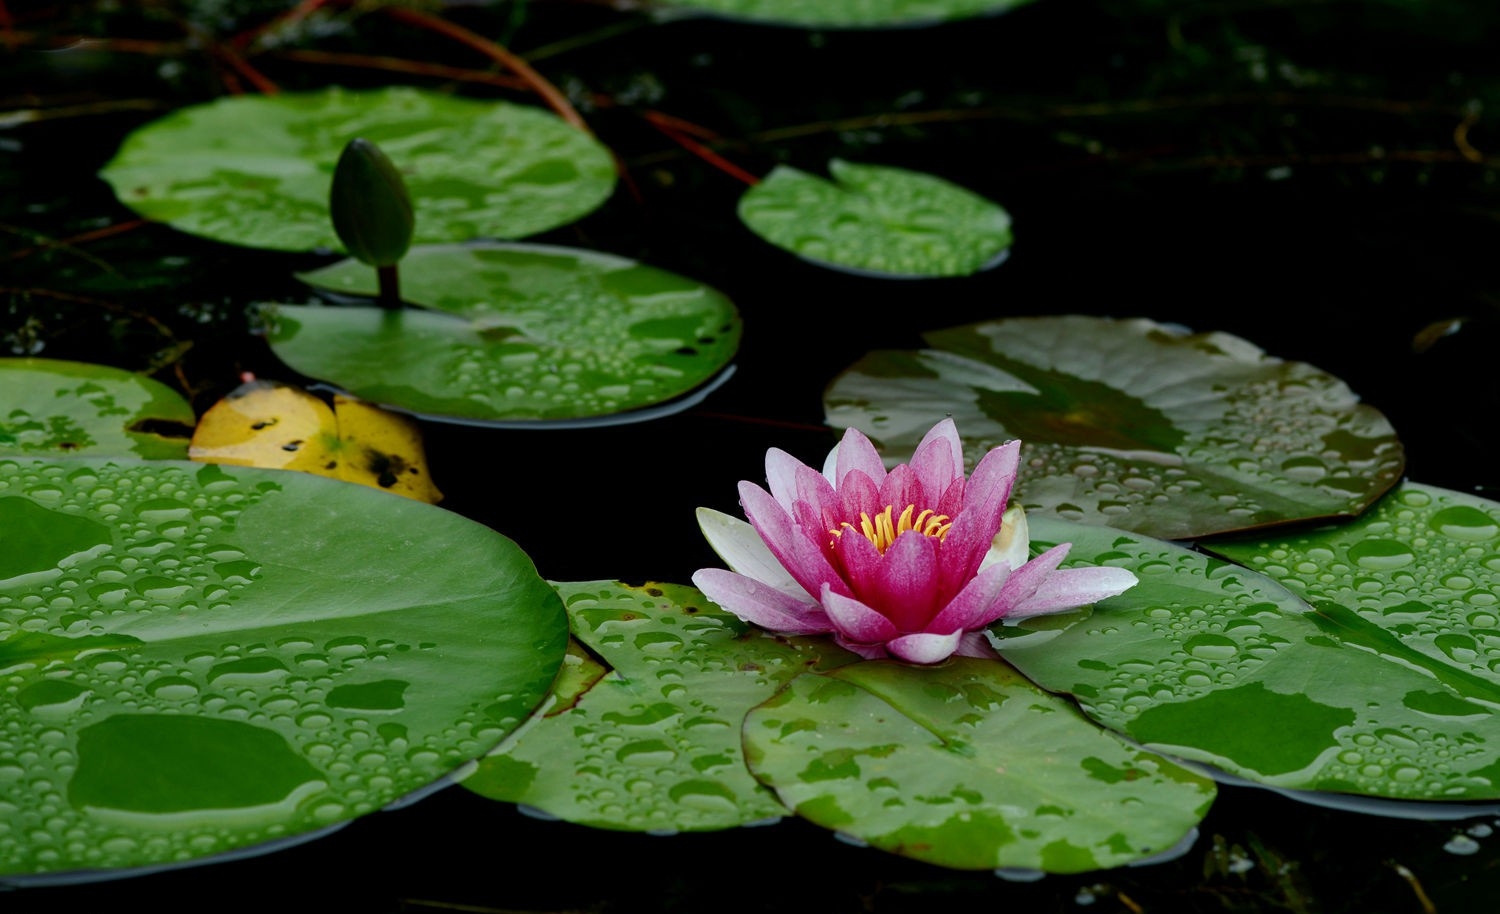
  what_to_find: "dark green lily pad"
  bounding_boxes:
[742,658,1215,873]
[462,581,856,832]
[98,86,616,253]
[824,315,1404,540]
[0,457,566,880]
[738,160,1012,277]
[0,358,195,459]
[273,243,742,424]
[995,511,1500,802]
[658,0,1036,28]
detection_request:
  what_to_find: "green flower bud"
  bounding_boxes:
[329,137,414,267]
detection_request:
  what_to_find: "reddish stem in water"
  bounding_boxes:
[380,5,591,136]
[641,112,761,187]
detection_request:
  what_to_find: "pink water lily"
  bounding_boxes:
[692,418,1139,664]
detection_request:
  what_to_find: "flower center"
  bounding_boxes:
[831,504,951,554]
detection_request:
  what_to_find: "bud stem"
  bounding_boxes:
[377,264,401,310]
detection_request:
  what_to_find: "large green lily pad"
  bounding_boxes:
[738,160,1012,277]
[98,86,617,253]
[658,0,1036,28]
[0,457,567,880]
[995,511,1500,802]
[824,315,1405,540]
[271,242,742,425]
[462,581,855,832]
[0,358,195,459]
[743,658,1215,873]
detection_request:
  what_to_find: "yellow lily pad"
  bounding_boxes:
[188,379,442,503]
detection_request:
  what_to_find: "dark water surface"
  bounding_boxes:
[5,1,1500,911]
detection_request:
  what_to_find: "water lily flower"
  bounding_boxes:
[692,418,1139,664]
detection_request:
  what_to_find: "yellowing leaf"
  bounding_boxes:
[328,394,443,503]
[189,379,442,503]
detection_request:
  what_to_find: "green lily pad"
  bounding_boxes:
[738,160,1012,277]
[0,358,195,459]
[98,86,617,253]
[0,456,567,880]
[824,315,1405,540]
[272,242,742,425]
[995,511,1500,802]
[658,0,1036,28]
[461,580,856,832]
[742,658,1215,873]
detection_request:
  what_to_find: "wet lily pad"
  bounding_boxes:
[0,358,194,459]
[658,0,1036,28]
[738,160,1012,277]
[462,581,855,832]
[98,86,616,253]
[995,511,1500,802]
[824,315,1404,540]
[273,242,742,424]
[0,457,566,880]
[742,658,1215,873]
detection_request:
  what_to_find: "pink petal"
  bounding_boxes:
[693,568,833,634]
[993,542,1073,611]
[739,482,851,600]
[887,630,964,664]
[876,464,924,518]
[764,447,808,513]
[936,474,966,519]
[820,585,900,644]
[837,469,883,526]
[1008,565,1140,620]
[869,531,941,631]
[922,559,1013,634]
[830,635,889,660]
[831,524,883,590]
[834,426,887,488]
[793,462,843,533]
[954,631,1002,660]
[938,440,1021,594]
[909,417,964,503]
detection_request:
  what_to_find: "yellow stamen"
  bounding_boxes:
[829,504,951,554]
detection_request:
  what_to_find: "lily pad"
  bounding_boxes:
[994,512,1500,802]
[272,242,742,424]
[0,456,566,880]
[0,358,195,459]
[738,160,1012,277]
[658,0,1036,28]
[98,86,617,253]
[824,315,1405,540]
[461,580,855,832]
[742,658,1215,873]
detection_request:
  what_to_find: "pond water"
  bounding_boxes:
[5,1,1500,911]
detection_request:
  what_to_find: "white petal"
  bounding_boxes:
[695,507,803,597]
[887,631,964,664]
[979,505,1030,574]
